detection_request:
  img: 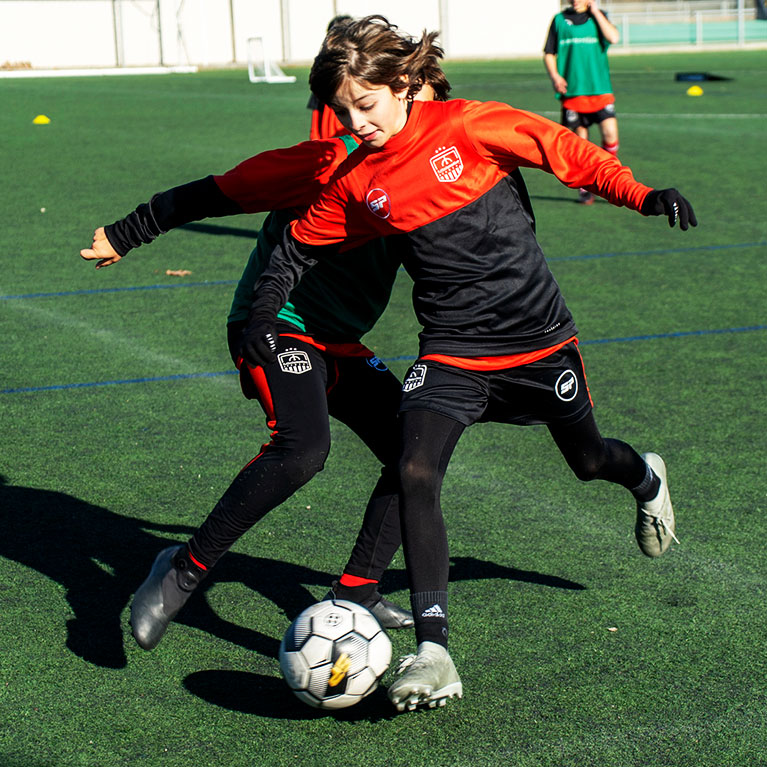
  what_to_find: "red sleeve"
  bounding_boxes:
[213,139,348,214]
[290,152,381,249]
[289,175,362,248]
[462,101,651,211]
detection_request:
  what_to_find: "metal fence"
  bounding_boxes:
[608,5,767,46]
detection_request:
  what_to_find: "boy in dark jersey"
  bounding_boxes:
[544,0,620,204]
[242,15,697,713]
[81,135,417,649]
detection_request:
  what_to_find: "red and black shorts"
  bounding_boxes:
[399,341,593,427]
[562,101,617,131]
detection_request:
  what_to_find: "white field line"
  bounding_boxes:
[4,299,230,385]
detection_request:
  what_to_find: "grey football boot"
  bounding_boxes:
[130,545,206,650]
[388,641,463,712]
[635,453,679,557]
[324,581,414,629]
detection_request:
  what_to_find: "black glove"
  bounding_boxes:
[641,188,698,230]
[239,312,278,368]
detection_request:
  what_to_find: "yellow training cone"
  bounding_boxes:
[686,85,703,97]
[33,114,51,124]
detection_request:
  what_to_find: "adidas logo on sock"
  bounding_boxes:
[421,604,445,619]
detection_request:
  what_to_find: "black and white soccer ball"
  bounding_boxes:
[279,599,392,709]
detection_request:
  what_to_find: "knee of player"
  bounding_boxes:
[568,453,604,482]
[267,434,331,482]
[397,455,439,495]
[291,444,331,481]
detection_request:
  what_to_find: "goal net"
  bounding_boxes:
[247,37,296,83]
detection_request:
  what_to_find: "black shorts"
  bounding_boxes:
[399,342,593,427]
[562,101,616,131]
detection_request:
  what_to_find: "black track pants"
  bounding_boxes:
[188,333,402,576]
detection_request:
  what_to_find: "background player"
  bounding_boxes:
[544,0,620,204]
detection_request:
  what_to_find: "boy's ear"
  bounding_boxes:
[396,74,410,98]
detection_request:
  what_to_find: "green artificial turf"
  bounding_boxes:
[1,49,766,766]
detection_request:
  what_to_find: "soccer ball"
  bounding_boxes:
[279,599,392,709]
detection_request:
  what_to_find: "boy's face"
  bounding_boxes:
[331,78,410,149]
[571,0,591,12]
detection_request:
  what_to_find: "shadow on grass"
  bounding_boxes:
[179,222,259,239]
[183,669,398,721]
[0,475,584,673]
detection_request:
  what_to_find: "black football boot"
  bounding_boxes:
[130,545,207,650]
[323,580,414,629]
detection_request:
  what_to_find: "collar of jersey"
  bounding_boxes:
[563,9,591,24]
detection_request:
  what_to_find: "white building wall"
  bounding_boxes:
[0,0,559,70]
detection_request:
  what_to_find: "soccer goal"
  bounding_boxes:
[247,37,296,84]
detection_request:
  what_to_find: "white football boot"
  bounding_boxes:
[387,641,463,712]
[635,452,679,557]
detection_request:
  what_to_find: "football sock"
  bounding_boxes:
[602,140,619,155]
[630,461,661,503]
[411,591,448,648]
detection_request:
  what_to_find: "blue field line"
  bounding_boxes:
[2,324,765,395]
[548,240,766,262]
[2,241,765,302]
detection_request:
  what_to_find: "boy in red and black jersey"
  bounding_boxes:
[243,15,696,713]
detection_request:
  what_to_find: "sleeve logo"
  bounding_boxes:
[366,187,391,219]
[430,146,463,182]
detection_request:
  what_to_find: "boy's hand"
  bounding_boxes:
[80,227,122,268]
[240,313,278,368]
[641,189,698,230]
[551,74,568,95]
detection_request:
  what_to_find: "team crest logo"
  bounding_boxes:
[555,369,578,401]
[366,188,391,219]
[430,146,463,182]
[403,364,427,392]
[278,348,312,375]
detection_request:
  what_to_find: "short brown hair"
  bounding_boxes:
[310,15,451,106]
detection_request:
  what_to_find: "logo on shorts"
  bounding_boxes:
[278,348,312,375]
[366,356,388,372]
[403,364,427,392]
[604,102,616,115]
[366,188,391,219]
[430,146,463,183]
[555,369,578,401]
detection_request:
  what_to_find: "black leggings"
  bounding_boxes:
[397,409,647,598]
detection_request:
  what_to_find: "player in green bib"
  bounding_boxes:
[544,0,621,204]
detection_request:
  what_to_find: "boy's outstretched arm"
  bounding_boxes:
[80,176,242,269]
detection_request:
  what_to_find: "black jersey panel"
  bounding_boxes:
[400,176,576,356]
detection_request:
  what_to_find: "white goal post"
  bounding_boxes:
[247,37,296,84]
